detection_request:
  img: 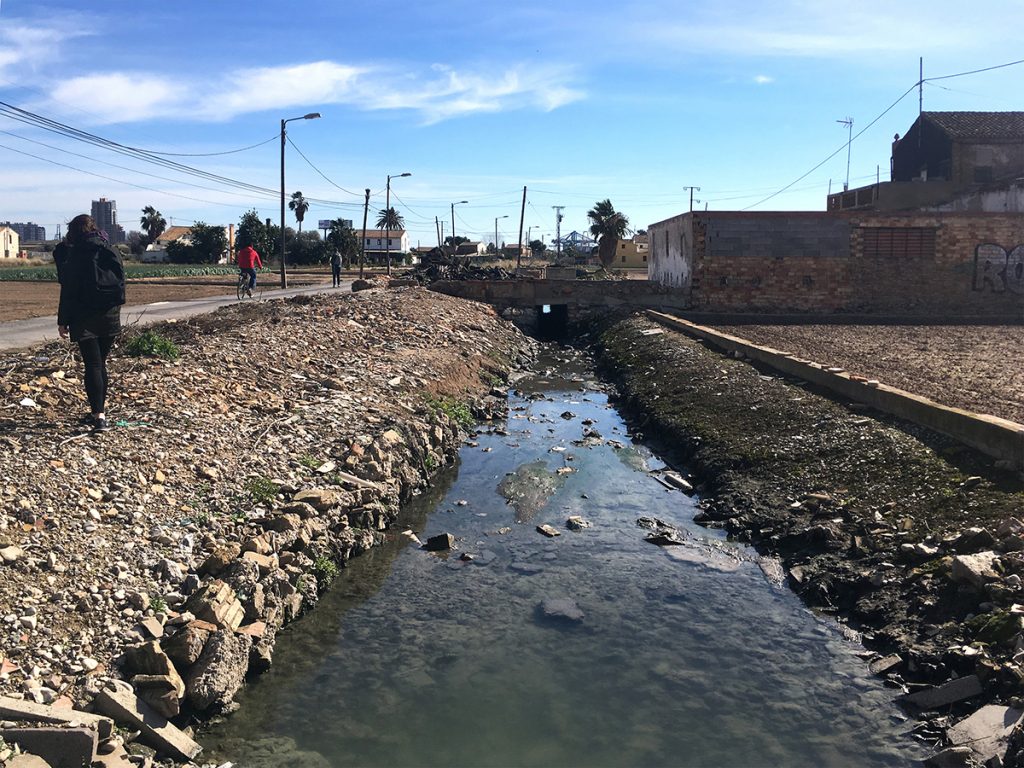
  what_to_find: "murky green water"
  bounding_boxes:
[203,350,923,768]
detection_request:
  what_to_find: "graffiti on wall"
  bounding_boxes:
[973,244,1024,294]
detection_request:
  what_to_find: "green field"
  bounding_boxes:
[0,263,240,281]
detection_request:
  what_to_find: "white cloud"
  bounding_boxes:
[0,21,93,79]
[50,73,185,123]
[753,75,773,85]
[38,59,584,125]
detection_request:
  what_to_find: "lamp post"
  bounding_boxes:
[385,172,411,276]
[451,200,468,244]
[495,215,509,257]
[280,112,321,288]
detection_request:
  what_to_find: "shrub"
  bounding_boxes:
[313,555,339,583]
[123,330,180,361]
[424,395,474,430]
[243,476,278,505]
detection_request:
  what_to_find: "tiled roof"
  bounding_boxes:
[155,225,192,243]
[923,112,1024,141]
[356,230,406,238]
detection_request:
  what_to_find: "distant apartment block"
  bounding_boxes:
[0,221,46,241]
[91,197,126,243]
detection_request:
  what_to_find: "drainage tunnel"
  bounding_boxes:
[535,304,569,339]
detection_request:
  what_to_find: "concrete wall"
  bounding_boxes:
[647,213,693,289]
[931,182,1024,214]
[955,141,1024,186]
[429,278,691,311]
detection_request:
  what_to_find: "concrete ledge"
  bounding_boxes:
[645,310,1024,471]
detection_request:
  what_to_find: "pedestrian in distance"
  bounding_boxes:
[331,250,342,287]
[236,242,262,296]
[54,214,126,433]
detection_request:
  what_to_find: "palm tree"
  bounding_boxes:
[375,206,404,232]
[587,199,630,269]
[140,206,167,245]
[289,191,310,234]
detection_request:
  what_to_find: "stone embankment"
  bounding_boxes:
[0,286,534,767]
[590,314,1024,768]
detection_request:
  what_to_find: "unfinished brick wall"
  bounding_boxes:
[690,213,854,312]
[650,210,1024,316]
[847,213,1024,315]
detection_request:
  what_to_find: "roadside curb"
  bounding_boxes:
[644,310,1024,472]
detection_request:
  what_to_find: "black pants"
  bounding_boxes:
[332,265,341,286]
[78,336,115,414]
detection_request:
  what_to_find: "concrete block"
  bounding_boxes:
[0,695,112,739]
[902,674,983,710]
[0,726,97,768]
[947,704,1023,764]
[93,686,202,761]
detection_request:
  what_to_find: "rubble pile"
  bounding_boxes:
[403,251,518,284]
[0,286,534,765]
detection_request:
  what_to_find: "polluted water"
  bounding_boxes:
[202,346,924,768]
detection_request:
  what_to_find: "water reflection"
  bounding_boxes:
[203,349,922,768]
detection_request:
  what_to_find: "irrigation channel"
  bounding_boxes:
[202,346,925,768]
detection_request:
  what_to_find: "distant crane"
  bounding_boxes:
[552,206,564,256]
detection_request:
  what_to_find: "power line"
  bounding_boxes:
[742,83,918,211]
[0,141,245,208]
[285,135,363,197]
[924,57,1024,83]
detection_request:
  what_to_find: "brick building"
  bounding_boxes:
[829,112,1024,213]
[648,210,1024,316]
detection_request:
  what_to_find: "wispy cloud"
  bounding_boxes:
[42,59,584,125]
[0,20,93,79]
[753,74,774,85]
[630,0,1018,59]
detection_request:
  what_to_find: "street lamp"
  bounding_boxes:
[494,215,509,257]
[385,172,411,276]
[280,112,321,288]
[451,200,468,243]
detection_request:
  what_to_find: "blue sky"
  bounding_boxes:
[0,0,1021,247]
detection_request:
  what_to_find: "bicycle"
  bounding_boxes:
[236,270,263,301]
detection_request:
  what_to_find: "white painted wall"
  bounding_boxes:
[647,213,692,289]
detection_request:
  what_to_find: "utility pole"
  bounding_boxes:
[837,117,853,191]
[359,188,370,279]
[517,186,526,269]
[552,206,564,257]
[435,217,441,248]
[682,186,700,212]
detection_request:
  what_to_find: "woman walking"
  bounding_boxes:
[54,214,126,432]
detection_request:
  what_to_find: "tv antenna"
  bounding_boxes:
[837,117,853,191]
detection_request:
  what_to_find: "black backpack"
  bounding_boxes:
[82,240,126,310]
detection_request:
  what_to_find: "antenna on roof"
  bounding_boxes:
[919,57,924,116]
[836,117,853,191]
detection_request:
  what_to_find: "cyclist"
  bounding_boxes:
[236,243,262,296]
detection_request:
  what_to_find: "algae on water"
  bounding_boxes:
[498,459,566,522]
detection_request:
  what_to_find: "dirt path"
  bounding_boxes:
[0,275,334,323]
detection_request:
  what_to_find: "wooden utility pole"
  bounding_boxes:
[516,186,526,269]
[435,217,441,248]
[359,188,370,279]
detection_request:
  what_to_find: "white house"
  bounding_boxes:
[356,229,409,263]
[0,226,20,259]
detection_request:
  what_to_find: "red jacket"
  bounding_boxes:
[236,245,262,269]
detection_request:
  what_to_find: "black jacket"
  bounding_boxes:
[55,235,126,329]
